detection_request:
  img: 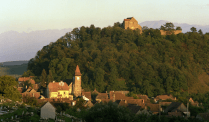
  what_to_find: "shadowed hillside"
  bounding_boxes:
[0,61,28,78]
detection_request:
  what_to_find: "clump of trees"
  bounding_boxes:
[0,75,22,101]
[26,22,209,97]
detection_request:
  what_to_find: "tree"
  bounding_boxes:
[22,70,35,77]
[176,26,182,30]
[190,27,197,32]
[47,70,54,84]
[22,94,38,106]
[161,22,175,31]
[198,29,203,35]
[160,22,175,35]
[142,26,149,31]
[84,101,134,122]
[0,75,22,101]
[40,69,47,88]
[93,68,106,92]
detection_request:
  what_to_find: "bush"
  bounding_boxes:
[84,101,134,122]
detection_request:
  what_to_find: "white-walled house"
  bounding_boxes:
[40,102,56,120]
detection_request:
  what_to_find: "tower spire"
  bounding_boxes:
[75,65,82,76]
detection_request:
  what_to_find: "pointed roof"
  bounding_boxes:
[75,65,82,76]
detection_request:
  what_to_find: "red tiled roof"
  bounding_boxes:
[146,103,160,112]
[155,95,175,100]
[48,81,69,92]
[109,91,133,100]
[22,92,40,99]
[82,92,91,100]
[75,65,82,76]
[100,98,113,103]
[124,19,130,21]
[96,93,108,99]
[33,84,39,90]
[118,100,128,107]
[29,79,35,84]
[92,88,99,94]
[137,94,149,101]
[18,77,30,82]
[17,88,23,93]
[126,99,145,106]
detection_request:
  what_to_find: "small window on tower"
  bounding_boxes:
[77,77,79,80]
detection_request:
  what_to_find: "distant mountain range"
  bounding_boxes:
[139,20,209,33]
[0,28,72,63]
[1,20,209,63]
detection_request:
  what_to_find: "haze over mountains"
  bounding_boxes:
[0,20,209,63]
[0,28,72,63]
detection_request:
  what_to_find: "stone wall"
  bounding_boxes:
[160,30,182,35]
[73,76,81,97]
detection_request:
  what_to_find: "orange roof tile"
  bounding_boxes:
[146,103,160,112]
[109,91,133,100]
[96,93,108,99]
[29,79,36,84]
[137,94,149,101]
[124,19,130,21]
[48,81,69,92]
[126,99,145,106]
[75,65,82,76]
[82,92,91,100]
[18,77,30,82]
[92,88,99,94]
[155,95,175,100]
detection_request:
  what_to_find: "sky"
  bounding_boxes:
[0,0,209,34]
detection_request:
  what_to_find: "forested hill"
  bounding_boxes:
[27,23,209,97]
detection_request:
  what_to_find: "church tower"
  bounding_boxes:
[73,65,82,97]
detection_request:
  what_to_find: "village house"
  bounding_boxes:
[164,102,190,117]
[46,81,71,99]
[189,98,199,107]
[137,94,149,102]
[146,103,161,115]
[40,101,56,120]
[46,65,82,98]
[18,76,39,91]
[81,92,91,101]
[22,88,40,99]
[127,104,151,115]
[154,94,176,102]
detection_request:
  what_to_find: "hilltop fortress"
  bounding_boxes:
[122,17,182,35]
